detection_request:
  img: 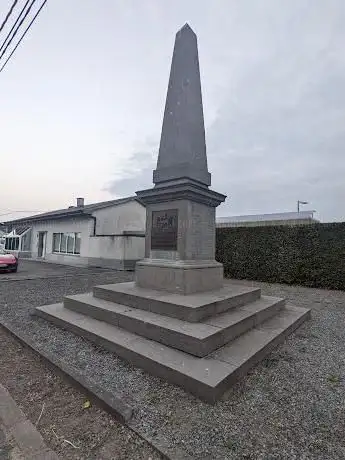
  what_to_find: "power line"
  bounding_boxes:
[0,0,48,73]
[0,0,19,34]
[0,0,31,55]
[0,0,37,63]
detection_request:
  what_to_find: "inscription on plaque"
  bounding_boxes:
[151,209,178,251]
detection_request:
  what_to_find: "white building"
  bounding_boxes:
[0,229,6,249]
[216,211,319,228]
[3,197,146,270]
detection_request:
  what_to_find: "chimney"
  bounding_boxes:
[76,197,84,207]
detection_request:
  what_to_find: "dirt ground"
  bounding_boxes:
[0,326,162,460]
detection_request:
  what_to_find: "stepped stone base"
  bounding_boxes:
[93,281,261,322]
[62,292,284,357]
[34,280,311,402]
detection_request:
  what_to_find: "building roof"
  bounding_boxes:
[216,211,317,224]
[3,197,139,226]
[12,226,31,236]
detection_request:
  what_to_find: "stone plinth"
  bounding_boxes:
[135,259,223,294]
[135,184,226,293]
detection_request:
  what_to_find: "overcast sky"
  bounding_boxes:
[1,0,344,222]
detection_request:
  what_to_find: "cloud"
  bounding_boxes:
[104,148,157,196]
[105,0,345,222]
[207,10,345,221]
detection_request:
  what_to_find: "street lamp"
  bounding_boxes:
[297,200,308,212]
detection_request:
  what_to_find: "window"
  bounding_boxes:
[52,233,61,252]
[5,237,19,250]
[60,234,67,252]
[67,233,74,254]
[52,232,81,255]
[20,229,32,251]
[75,233,81,255]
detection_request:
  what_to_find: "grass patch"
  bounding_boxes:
[327,374,340,384]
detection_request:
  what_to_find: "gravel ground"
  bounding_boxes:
[1,263,345,459]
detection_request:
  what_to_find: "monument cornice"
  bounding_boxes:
[136,182,226,207]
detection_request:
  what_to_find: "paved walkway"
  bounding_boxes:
[0,384,58,459]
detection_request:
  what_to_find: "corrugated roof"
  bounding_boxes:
[3,196,138,225]
[216,211,317,223]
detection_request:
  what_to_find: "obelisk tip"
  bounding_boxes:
[177,23,195,36]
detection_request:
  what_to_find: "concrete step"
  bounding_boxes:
[64,293,285,357]
[34,303,310,403]
[93,281,261,322]
[209,305,311,388]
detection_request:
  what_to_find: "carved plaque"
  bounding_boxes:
[151,209,178,251]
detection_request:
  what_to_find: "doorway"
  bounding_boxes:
[37,232,47,258]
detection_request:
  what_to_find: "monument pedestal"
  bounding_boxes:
[135,179,226,295]
[136,259,223,295]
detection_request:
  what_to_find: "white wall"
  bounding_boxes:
[88,235,145,260]
[88,199,145,267]
[124,235,145,260]
[30,217,92,266]
[88,235,124,259]
[92,200,145,235]
[13,200,146,269]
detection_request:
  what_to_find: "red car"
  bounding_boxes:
[0,249,18,273]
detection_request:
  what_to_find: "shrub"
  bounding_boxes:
[216,223,345,290]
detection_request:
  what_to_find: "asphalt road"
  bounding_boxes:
[0,259,113,281]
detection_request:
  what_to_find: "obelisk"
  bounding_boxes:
[153,23,210,187]
[136,23,226,295]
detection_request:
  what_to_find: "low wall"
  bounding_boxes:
[44,253,88,267]
[216,223,345,291]
[5,250,32,259]
[18,251,32,259]
[88,233,145,271]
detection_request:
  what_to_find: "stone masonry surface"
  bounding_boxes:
[153,24,210,186]
[187,202,215,260]
[0,261,345,458]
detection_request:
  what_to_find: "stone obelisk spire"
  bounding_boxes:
[153,24,211,187]
[136,24,226,295]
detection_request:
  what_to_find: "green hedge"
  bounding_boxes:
[216,223,345,290]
